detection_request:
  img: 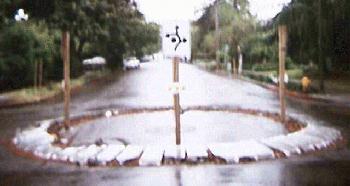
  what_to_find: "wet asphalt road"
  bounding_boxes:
[1,60,350,185]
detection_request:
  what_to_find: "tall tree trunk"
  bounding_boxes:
[38,59,43,88]
[215,1,220,70]
[318,0,326,92]
[233,0,238,10]
[34,60,38,90]
[77,38,86,62]
[237,45,243,75]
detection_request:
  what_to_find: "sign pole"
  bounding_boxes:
[278,26,287,123]
[62,31,71,129]
[163,21,189,145]
[173,57,181,145]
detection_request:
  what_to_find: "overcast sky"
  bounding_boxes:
[135,0,291,23]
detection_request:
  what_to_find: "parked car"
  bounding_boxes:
[123,57,140,70]
[82,56,106,71]
[140,55,153,63]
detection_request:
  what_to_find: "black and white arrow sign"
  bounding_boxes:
[162,20,191,59]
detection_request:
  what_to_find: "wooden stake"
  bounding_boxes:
[62,31,71,129]
[278,26,287,123]
[173,57,181,145]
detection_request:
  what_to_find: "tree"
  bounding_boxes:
[0,0,161,91]
[0,23,52,90]
[277,0,350,91]
[192,0,255,63]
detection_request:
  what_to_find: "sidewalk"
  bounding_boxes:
[199,66,350,108]
[241,75,350,107]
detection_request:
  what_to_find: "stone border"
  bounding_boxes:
[10,106,345,167]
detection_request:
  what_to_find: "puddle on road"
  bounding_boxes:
[68,111,287,146]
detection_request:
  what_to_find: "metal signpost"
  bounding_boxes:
[162,20,190,145]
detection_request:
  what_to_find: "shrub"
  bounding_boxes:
[252,63,278,71]
[0,23,56,90]
[0,24,37,90]
[286,57,298,70]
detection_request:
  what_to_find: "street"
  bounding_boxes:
[1,61,350,185]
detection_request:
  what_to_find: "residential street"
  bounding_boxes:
[1,60,350,185]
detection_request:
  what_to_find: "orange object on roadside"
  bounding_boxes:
[301,76,311,92]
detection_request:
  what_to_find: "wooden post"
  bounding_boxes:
[173,57,181,145]
[278,26,287,123]
[62,31,71,129]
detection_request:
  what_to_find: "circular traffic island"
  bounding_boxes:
[11,106,344,167]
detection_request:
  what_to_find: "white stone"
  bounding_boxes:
[57,146,86,162]
[163,145,186,160]
[209,140,274,163]
[139,146,165,166]
[95,144,125,165]
[75,145,103,165]
[116,145,143,165]
[261,136,302,156]
[185,145,208,161]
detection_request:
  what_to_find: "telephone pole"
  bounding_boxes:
[318,0,325,92]
[215,0,220,70]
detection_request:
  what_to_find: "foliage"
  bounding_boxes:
[277,0,350,73]
[0,0,160,91]
[0,23,53,90]
[241,27,277,66]
[192,0,255,62]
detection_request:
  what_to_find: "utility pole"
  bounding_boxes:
[278,25,287,123]
[62,31,71,129]
[318,0,325,92]
[231,0,239,77]
[215,0,220,70]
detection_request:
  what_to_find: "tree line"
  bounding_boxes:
[277,0,350,89]
[0,0,160,91]
[192,0,350,90]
